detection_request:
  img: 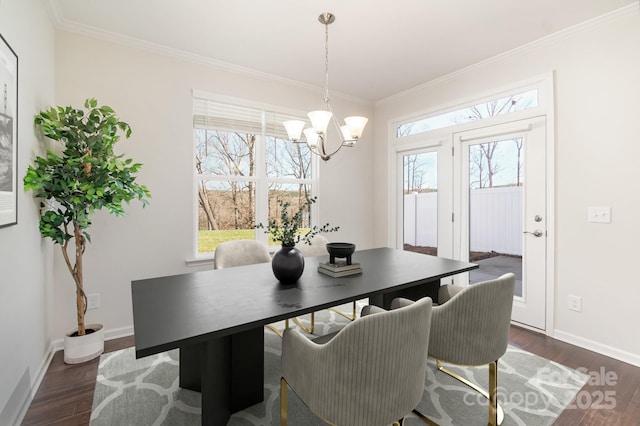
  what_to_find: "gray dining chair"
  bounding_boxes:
[280,297,433,426]
[214,239,289,337]
[388,272,516,426]
[294,234,357,334]
[213,239,272,269]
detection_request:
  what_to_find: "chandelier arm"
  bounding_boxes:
[308,135,344,161]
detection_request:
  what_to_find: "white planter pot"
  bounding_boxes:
[63,323,104,364]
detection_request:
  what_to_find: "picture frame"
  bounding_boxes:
[0,33,18,228]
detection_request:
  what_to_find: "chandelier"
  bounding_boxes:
[283,13,368,161]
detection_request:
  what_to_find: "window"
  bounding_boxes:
[193,94,316,255]
[396,89,538,138]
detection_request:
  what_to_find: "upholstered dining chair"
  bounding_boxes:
[390,272,516,426]
[214,239,271,269]
[214,239,289,337]
[294,234,358,334]
[280,297,433,426]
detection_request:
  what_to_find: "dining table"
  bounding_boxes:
[131,246,478,425]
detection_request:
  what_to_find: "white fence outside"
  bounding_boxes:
[404,186,523,256]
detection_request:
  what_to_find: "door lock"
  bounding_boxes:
[523,230,543,237]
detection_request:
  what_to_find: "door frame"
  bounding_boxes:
[453,116,547,330]
[387,74,556,335]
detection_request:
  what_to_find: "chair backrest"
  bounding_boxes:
[282,297,433,426]
[213,240,271,269]
[428,273,515,365]
[295,234,329,257]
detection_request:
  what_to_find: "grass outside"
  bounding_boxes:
[198,229,255,253]
[198,228,311,253]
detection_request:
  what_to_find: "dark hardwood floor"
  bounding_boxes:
[21,327,640,425]
[21,336,134,426]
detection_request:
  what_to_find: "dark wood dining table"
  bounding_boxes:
[131,247,477,425]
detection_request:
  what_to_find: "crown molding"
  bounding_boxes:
[376,2,640,106]
[47,0,372,106]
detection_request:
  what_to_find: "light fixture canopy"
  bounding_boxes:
[283,12,368,161]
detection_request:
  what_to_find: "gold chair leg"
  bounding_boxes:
[327,301,357,321]
[292,312,315,334]
[489,360,498,426]
[412,408,440,425]
[435,359,504,425]
[266,319,290,338]
[280,377,288,426]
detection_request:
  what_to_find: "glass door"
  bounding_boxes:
[402,151,439,256]
[454,117,547,330]
[397,140,454,270]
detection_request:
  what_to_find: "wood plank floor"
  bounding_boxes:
[21,327,640,425]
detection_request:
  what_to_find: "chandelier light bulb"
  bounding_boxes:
[303,128,319,148]
[283,120,305,142]
[308,110,332,134]
[344,116,368,140]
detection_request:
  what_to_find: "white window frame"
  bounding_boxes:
[189,90,320,264]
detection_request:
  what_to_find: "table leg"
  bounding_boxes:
[180,338,232,425]
[179,326,265,425]
[230,327,264,411]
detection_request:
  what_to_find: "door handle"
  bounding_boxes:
[523,230,543,237]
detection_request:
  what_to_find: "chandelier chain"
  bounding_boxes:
[323,20,330,103]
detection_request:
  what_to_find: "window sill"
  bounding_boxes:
[185,256,215,267]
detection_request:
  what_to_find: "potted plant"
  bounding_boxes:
[256,196,338,284]
[24,98,150,363]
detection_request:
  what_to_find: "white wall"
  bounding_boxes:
[0,0,55,424]
[52,31,375,341]
[374,6,640,363]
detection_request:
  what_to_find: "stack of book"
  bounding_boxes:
[317,261,363,278]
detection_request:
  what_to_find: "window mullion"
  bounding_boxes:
[254,111,269,244]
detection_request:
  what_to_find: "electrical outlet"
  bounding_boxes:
[568,295,582,312]
[87,294,100,310]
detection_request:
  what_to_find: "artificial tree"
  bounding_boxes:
[24,98,150,337]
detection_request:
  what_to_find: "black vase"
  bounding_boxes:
[272,245,305,284]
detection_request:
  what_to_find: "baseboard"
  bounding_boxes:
[553,329,640,368]
[104,325,135,342]
[18,326,135,425]
[10,343,55,426]
[51,325,135,352]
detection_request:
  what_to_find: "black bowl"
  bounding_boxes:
[326,242,356,264]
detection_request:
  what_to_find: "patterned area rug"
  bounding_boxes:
[90,305,588,426]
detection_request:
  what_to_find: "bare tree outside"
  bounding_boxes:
[195,127,313,253]
[514,138,523,186]
[195,128,256,232]
[266,136,313,232]
[195,130,218,230]
[404,154,427,193]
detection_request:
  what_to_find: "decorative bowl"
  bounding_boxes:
[326,242,356,265]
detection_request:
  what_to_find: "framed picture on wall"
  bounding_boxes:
[0,33,18,228]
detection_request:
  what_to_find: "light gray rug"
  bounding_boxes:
[90,305,588,425]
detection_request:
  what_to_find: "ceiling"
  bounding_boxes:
[50,0,636,102]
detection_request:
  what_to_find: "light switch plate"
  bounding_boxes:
[588,206,611,223]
